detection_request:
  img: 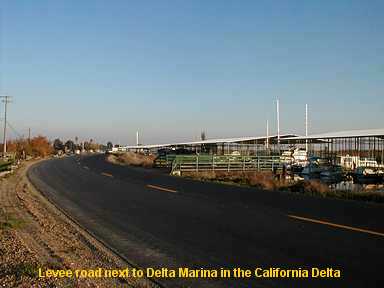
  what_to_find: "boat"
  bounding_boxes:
[290,163,304,173]
[301,162,325,175]
[354,167,384,183]
[320,165,344,179]
[340,155,383,170]
[280,148,309,173]
[280,150,294,165]
[292,148,309,167]
[301,156,330,175]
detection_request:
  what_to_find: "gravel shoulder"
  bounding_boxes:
[0,159,152,288]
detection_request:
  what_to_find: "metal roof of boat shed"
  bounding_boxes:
[123,134,297,149]
[285,128,384,140]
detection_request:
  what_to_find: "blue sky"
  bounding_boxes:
[0,0,383,144]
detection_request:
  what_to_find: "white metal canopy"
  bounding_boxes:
[284,128,384,140]
[121,134,297,150]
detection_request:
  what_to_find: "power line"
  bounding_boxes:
[6,121,23,139]
[0,118,23,139]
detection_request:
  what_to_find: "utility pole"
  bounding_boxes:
[276,98,280,153]
[266,119,269,150]
[28,128,31,143]
[0,96,12,157]
[305,104,308,152]
[136,130,139,146]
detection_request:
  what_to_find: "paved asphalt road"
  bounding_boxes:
[28,154,384,287]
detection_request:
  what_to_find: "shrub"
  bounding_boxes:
[302,180,330,196]
[2,136,53,158]
[107,152,155,168]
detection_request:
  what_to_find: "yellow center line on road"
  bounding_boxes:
[146,184,178,193]
[101,172,113,178]
[288,214,384,238]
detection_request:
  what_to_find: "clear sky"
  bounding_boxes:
[0,0,383,145]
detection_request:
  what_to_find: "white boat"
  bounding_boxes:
[340,155,383,170]
[354,167,383,183]
[280,148,309,172]
[280,150,294,165]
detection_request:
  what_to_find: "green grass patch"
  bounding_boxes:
[0,214,25,230]
[7,262,39,280]
[0,159,13,172]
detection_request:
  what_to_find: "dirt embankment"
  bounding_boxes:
[107,152,155,168]
[0,160,153,287]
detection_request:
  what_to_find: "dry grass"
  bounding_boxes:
[107,152,155,168]
[0,214,25,230]
[248,172,280,190]
[183,171,292,190]
[183,171,332,194]
[181,170,384,203]
[287,179,330,196]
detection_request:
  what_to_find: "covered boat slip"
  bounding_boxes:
[283,129,384,168]
[119,134,298,156]
[119,129,384,169]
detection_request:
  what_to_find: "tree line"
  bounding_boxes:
[2,136,53,159]
[53,138,106,154]
[2,136,108,160]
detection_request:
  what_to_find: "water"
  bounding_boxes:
[331,181,384,193]
[292,174,384,193]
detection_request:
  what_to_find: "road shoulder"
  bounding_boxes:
[0,159,152,287]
